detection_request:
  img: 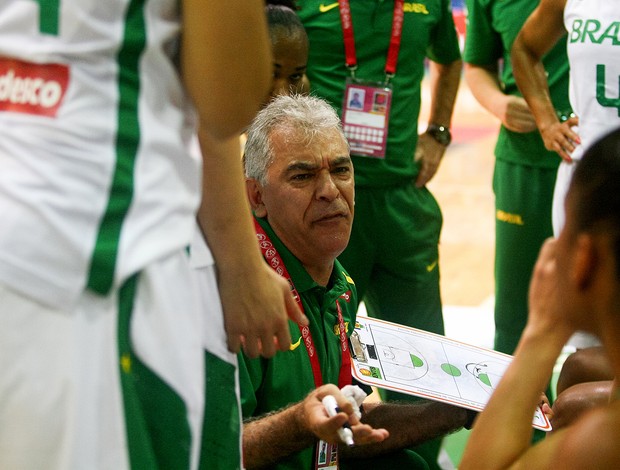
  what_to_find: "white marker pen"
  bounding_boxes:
[322,395,355,447]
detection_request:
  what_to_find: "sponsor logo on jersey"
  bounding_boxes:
[0,57,69,118]
[404,3,429,14]
[426,259,438,273]
[290,336,303,351]
[319,2,338,13]
[569,19,620,45]
[496,209,524,226]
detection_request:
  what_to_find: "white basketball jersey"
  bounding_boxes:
[0,0,201,308]
[565,0,620,160]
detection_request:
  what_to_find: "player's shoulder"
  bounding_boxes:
[553,403,620,468]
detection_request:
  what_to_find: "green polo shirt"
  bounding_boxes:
[463,0,570,168]
[238,217,358,470]
[298,0,461,188]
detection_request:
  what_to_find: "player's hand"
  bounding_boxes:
[540,116,580,162]
[414,132,447,188]
[499,95,538,133]
[539,392,553,422]
[219,260,307,358]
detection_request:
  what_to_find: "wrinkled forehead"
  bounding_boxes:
[265,125,347,172]
[270,122,347,152]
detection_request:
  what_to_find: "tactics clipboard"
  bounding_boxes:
[350,316,552,431]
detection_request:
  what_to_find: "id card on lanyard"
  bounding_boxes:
[254,219,352,470]
[342,79,393,159]
[339,0,404,159]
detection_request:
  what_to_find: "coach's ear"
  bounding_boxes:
[245,178,267,218]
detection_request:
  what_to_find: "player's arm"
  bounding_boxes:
[461,240,620,468]
[511,0,579,161]
[341,400,469,459]
[181,0,306,357]
[460,331,563,469]
[463,367,619,468]
[460,240,574,469]
[181,0,271,137]
[464,62,537,133]
[194,132,306,357]
[415,58,462,187]
[425,59,462,130]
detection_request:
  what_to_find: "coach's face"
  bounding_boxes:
[247,125,354,281]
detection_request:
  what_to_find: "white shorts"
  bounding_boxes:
[552,160,576,237]
[0,251,206,470]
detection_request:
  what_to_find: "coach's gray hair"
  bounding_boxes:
[244,94,347,185]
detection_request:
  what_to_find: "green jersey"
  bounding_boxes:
[239,217,358,470]
[463,0,570,168]
[298,0,461,187]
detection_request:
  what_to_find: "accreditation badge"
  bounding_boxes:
[341,78,392,159]
[315,440,338,470]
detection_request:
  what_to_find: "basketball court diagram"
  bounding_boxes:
[350,316,550,431]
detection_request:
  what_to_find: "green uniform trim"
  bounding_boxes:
[88,0,146,294]
[118,274,192,470]
[200,351,241,470]
[35,0,60,35]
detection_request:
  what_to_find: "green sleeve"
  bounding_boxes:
[463,0,502,65]
[426,0,462,64]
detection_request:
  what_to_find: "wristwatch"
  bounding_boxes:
[426,123,452,146]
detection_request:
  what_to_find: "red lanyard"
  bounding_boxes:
[254,219,352,388]
[338,0,405,78]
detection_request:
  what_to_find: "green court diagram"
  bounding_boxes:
[350,316,551,431]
